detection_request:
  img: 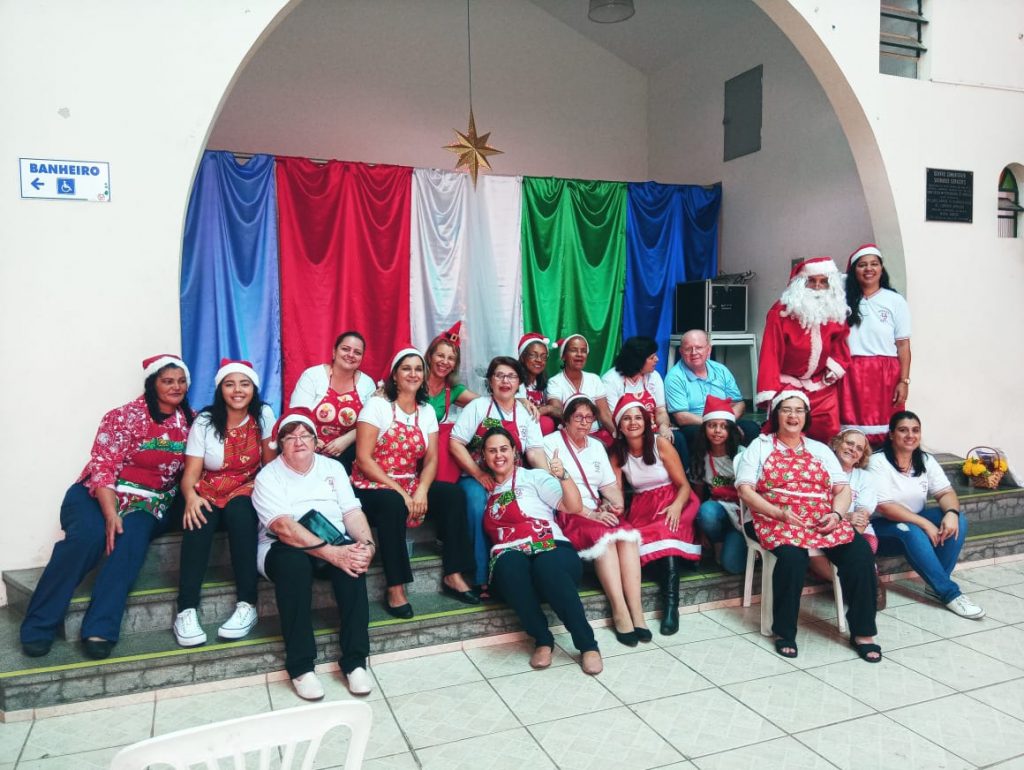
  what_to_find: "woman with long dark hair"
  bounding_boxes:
[602,336,674,442]
[173,359,276,647]
[20,355,195,660]
[516,333,558,435]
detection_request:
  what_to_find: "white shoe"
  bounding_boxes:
[345,667,373,696]
[946,594,986,619]
[173,608,207,647]
[218,601,258,640]
[292,672,325,701]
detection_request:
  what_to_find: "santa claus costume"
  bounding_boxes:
[756,257,850,443]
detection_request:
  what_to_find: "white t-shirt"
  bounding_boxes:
[543,431,617,510]
[849,467,878,515]
[357,395,438,446]
[868,452,951,514]
[451,397,544,451]
[491,468,568,542]
[600,369,666,411]
[289,365,376,409]
[848,288,911,358]
[252,454,363,576]
[546,371,607,435]
[185,405,276,470]
[735,434,849,488]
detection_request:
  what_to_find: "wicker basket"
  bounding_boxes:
[964,446,1007,489]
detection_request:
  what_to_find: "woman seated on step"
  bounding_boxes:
[479,426,603,674]
[544,395,648,647]
[610,396,701,636]
[516,332,558,435]
[735,391,881,662]
[252,408,374,700]
[350,348,478,619]
[20,355,195,660]
[868,411,985,619]
[172,359,276,648]
[545,334,616,446]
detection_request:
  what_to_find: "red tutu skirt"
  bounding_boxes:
[626,484,702,565]
[556,512,641,561]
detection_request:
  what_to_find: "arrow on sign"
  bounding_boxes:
[31,178,43,190]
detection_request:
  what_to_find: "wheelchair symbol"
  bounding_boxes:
[57,178,75,195]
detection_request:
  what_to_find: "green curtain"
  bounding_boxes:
[521,177,627,377]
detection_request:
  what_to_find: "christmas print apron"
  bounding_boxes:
[351,404,427,525]
[483,468,557,579]
[195,418,262,507]
[312,376,364,445]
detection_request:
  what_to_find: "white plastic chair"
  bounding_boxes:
[739,502,847,636]
[110,700,373,770]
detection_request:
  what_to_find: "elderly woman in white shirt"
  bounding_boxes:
[252,408,376,701]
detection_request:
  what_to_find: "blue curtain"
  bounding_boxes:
[180,151,283,412]
[624,182,722,375]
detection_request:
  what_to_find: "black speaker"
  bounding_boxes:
[674,280,748,334]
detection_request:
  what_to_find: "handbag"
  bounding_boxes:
[297,509,354,547]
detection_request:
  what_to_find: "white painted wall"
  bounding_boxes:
[208,0,649,181]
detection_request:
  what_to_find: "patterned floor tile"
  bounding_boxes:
[417,727,553,770]
[464,639,574,678]
[16,746,126,770]
[697,605,764,635]
[267,668,383,707]
[723,670,872,733]
[891,575,987,597]
[590,648,713,704]
[650,612,737,648]
[797,591,842,622]
[888,693,1024,766]
[805,656,954,711]
[0,720,30,763]
[389,681,516,749]
[965,590,1024,624]
[529,705,682,769]
[987,755,1024,769]
[953,624,1024,666]
[887,639,1023,691]
[553,626,649,659]
[883,599,1005,638]
[629,689,783,758]
[966,679,1024,721]
[664,635,797,686]
[956,564,1024,589]
[293,699,409,766]
[20,703,153,761]
[999,582,1024,599]
[488,665,620,725]
[153,683,271,736]
[693,735,835,769]
[794,713,971,769]
[739,622,860,670]
[371,651,482,698]
[359,753,420,770]
[872,611,942,650]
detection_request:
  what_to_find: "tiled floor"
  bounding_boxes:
[4,562,1024,769]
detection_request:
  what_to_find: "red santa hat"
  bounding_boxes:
[702,395,736,423]
[518,333,552,358]
[847,244,882,270]
[613,395,647,426]
[557,334,589,358]
[434,321,462,347]
[142,354,191,387]
[389,346,424,375]
[770,389,811,412]
[789,256,838,282]
[214,358,260,389]
[269,407,316,450]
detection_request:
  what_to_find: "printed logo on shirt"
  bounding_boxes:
[878,309,890,323]
[325,477,336,491]
[592,461,601,474]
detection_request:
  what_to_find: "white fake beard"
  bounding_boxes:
[779,276,849,329]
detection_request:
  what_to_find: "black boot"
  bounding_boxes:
[660,557,681,635]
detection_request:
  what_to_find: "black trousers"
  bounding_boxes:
[264,542,369,678]
[747,522,878,642]
[177,495,259,611]
[355,482,475,587]
[491,542,597,653]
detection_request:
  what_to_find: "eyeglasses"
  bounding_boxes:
[525,352,548,361]
[778,408,807,415]
[281,433,315,444]
[492,372,520,382]
[571,414,596,424]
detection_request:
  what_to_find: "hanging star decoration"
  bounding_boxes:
[444,108,502,187]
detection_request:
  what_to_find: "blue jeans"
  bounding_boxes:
[458,476,491,585]
[873,507,968,603]
[696,501,747,574]
[21,483,177,644]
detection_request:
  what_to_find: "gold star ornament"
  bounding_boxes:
[444,109,503,186]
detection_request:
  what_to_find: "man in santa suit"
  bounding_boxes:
[756,256,850,443]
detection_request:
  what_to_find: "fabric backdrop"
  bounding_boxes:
[180,151,283,411]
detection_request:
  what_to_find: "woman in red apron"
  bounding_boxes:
[545,334,616,447]
[736,391,881,662]
[479,426,602,675]
[289,331,374,473]
[516,332,558,435]
[602,336,674,442]
[424,322,478,483]
[351,348,477,619]
[20,355,194,660]
[174,360,276,648]
[610,396,701,636]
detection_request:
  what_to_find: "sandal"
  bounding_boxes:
[774,638,798,659]
[850,640,883,663]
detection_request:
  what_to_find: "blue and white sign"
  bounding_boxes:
[19,158,111,202]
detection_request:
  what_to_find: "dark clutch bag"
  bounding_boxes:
[297,509,354,546]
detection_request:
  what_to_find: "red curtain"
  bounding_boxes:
[276,158,413,401]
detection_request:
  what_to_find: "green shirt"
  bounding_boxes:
[426,383,467,423]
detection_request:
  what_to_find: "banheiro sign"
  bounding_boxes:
[19,158,111,202]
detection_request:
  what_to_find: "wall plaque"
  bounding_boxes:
[926,168,973,223]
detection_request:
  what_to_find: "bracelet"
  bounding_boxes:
[943,509,960,517]
[831,510,843,521]
[363,539,376,549]
[559,472,570,481]
[294,540,328,551]
[901,378,911,385]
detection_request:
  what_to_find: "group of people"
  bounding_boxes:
[18,243,985,698]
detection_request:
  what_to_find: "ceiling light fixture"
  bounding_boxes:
[588,0,635,24]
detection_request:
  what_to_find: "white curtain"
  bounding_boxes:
[410,169,523,392]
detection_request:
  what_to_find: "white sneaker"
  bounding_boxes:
[173,608,207,647]
[345,667,373,696]
[218,601,258,640]
[946,594,986,619]
[292,671,325,701]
